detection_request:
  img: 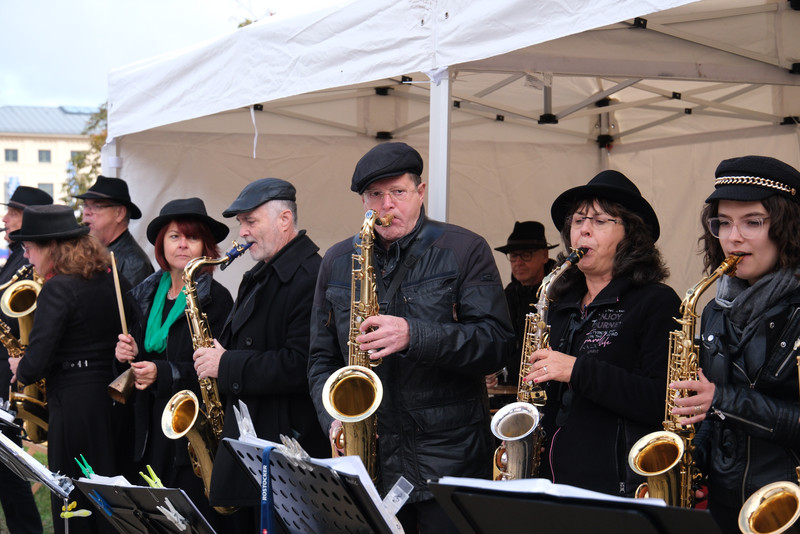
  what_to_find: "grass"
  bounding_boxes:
[0,442,54,534]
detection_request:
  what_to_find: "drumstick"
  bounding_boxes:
[110,252,128,335]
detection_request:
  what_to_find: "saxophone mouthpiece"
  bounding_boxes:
[376,214,394,226]
[220,241,253,271]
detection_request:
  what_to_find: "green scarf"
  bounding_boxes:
[144,272,187,354]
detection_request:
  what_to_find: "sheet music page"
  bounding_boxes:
[436,476,666,507]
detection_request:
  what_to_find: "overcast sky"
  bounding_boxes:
[1,0,343,109]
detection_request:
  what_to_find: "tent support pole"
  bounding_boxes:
[428,67,451,222]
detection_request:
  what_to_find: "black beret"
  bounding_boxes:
[223,178,296,218]
[351,142,423,194]
[706,155,800,204]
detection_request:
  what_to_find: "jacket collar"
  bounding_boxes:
[247,230,318,284]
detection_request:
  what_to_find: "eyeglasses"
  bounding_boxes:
[83,202,121,214]
[569,214,620,228]
[21,243,32,252]
[507,251,535,262]
[707,216,769,239]
[362,188,416,203]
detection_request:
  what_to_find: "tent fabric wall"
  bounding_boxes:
[118,125,800,298]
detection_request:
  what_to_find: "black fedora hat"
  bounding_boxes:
[147,198,230,244]
[495,221,558,254]
[551,170,660,241]
[1,186,53,210]
[74,176,142,219]
[9,205,90,242]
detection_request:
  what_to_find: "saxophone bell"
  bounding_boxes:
[490,402,541,480]
[739,468,800,534]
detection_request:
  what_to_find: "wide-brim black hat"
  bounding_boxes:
[1,186,53,210]
[9,205,90,242]
[495,221,558,253]
[147,197,230,244]
[74,175,142,219]
[551,169,660,241]
[223,178,296,218]
[706,155,800,204]
[351,142,424,194]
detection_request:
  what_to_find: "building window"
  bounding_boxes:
[70,150,86,160]
[38,183,54,198]
[38,150,51,163]
[4,149,17,162]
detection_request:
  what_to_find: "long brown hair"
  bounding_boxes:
[40,235,111,279]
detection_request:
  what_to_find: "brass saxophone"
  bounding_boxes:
[321,209,392,481]
[491,247,587,480]
[628,253,743,507]
[0,264,48,444]
[160,241,251,515]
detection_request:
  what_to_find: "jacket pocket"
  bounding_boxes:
[400,272,457,321]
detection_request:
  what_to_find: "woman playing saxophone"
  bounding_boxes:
[524,170,680,497]
[670,156,800,533]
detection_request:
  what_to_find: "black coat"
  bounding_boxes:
[0,243,28,397]
[209,231,328,507]
[108,230,154,288]
[126,270,232,490]
[540,278,680,497]
[694,288,800,529]
[308,214,514,503]
[17,271,131,534]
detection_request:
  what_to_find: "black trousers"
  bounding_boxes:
[397,498,459,534]
[0,428,43,534]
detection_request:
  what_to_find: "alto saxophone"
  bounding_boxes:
[491,247,586,480]
[0,264,48,444]
[160,241,251,515]
[628,253,743,507]
[321,209,392,481]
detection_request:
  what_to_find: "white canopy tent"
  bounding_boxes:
[106,0,800,295]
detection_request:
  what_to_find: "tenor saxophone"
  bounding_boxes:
[321,209,392,481]
[160,241,251,515]
[628,253,743,507]
[1,264,48,444]
[491,247,586,480]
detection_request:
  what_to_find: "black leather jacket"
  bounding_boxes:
[695,289,800,510]
[108,230,154,287]
[308,212,514,503]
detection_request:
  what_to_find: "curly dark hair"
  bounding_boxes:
[40,235,111,279]
[550,197,669,300]
[699,196,800,274]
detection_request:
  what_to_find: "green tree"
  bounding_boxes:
[63,103,107,218]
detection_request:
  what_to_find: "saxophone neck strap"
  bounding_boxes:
[376,220,445,314]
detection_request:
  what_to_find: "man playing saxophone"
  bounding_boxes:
[308,142,514,534]
[670,156,800,533]
[191,178,328,531]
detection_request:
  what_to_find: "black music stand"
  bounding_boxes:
[0,430,73,500]
[74,478,216,534]
[429,477,723,534]
[224,437,404,534]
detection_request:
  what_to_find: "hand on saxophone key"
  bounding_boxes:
[356,315,410,360]
[669,368,715,424]
[7,357,18,383]
[193,338,225,379]
[525,348,576,384]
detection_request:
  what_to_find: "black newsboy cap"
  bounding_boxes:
[222,178,296,218]
[706,155,800,204]
[351,142,424,194]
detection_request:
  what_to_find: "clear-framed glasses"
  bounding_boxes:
[569,213,620,229]
[83,202,121,215]
[707,216,769,239]
[362,188,415,203]
[506,251,534,262]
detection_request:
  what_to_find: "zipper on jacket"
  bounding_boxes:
[731,361,756,388]
[741,435,751,502]
[711,408,774,432]
[774,336,800,378]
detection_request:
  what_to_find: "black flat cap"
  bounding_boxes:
[147,197,230,244]
[1,186,53,210]
[10,205,89,242]
[706,155,800,204]
[551,169,660,241]
[222,178,296,218]
[351,142,424,194]
[74,175,142,219]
